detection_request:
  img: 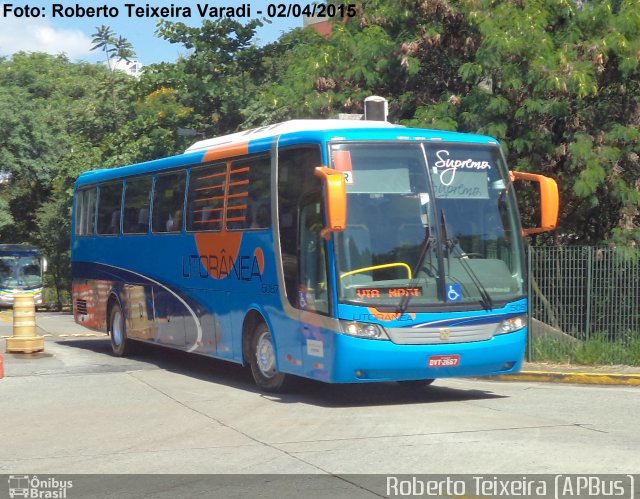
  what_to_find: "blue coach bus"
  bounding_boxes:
[0,244,46,306]
[71,119,558,391]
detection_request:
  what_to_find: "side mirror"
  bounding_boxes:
[314,166,347,237]
[42,257,48,273]
[510,171,559,236]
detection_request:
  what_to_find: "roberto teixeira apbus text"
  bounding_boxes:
[385,475,636,498]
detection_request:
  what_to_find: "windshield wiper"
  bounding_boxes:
[441,210,494,312]
[397,230,434,315]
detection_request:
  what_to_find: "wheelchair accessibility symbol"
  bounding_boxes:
[446,283,462,302]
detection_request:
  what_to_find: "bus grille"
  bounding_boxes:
[76,299,88,315]
[386,323,497,345]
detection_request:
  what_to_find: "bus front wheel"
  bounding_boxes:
[250,322,287,392]
[109,302,134,357]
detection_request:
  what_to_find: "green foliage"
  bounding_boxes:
[450,0,640,245]
[531,333,640,366]
[402,99,459,131]
[151,18,266,135]
[36,192,71,309]
[0,198,13,230]
[0,52,140,305]
[247,0,478,123]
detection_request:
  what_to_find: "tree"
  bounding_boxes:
[0,197,14,231]
[90,25,138,124]
[113,36,136,64]
[91,26,137,70]
[444,0,640,245]
[151,18,266,135]
[243,0,480,125]
[0,53,139,307]
[91,25,117,66]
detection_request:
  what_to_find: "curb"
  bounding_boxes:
[491,370,640,386]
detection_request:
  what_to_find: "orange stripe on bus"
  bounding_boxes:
[195,183,225,191]
[203,143,249,162]
[194,219,222,224]
[195,171,226,181]
[194,207,223,214]
[228,180,249,187]
[229,166,250,174]
[227,192,248,199]
[195,195,225,202]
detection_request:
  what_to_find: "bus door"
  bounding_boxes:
[298,195,330,315]
[297,195,331,370]
[277,145,328,373]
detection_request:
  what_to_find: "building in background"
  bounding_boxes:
[105,58,143,77]
[303,15,332,37]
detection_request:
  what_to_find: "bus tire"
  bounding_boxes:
[109,301,134,357]
[249,322,287,392]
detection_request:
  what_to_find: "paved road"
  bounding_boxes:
[1,312,639,478]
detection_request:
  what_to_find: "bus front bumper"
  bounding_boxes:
[328,328,526,383]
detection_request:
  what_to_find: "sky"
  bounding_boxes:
[0,1,302,65]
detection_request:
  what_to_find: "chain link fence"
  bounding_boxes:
[527,246,640,365]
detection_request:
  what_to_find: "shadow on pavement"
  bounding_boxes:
[59,338,506,408]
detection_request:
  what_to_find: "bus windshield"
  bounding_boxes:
[331,141,524,309]
[0,255,43,290]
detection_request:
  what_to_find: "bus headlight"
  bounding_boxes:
[339,320,389,340]
[495,315,527,335]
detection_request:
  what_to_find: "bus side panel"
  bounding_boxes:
[72,277,110,332]
[257,306,305,376]
[299,321,337,382]
[73,231,286,363]
[212,232,299,367]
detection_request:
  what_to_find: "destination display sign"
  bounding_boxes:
[355,287,422,299]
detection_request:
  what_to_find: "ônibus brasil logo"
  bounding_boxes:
[8,475,73,498]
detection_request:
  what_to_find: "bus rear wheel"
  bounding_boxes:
[109,302,134,357]
[250,322,287,392]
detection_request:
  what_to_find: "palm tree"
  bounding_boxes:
[90,26,137,123]
[113,36,136,64]
[91,25,117,69]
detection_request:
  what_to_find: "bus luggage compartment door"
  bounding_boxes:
[124,284,156,341]
[152,286,187,347]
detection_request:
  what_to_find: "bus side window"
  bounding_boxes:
[226,155,271,230]
[75,187,97,236]
[152,172,186,233]
[123,176,152,234]
[186,163,226,232]
[96,182,123,235]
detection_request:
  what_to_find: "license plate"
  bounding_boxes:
[428,354,460,367]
